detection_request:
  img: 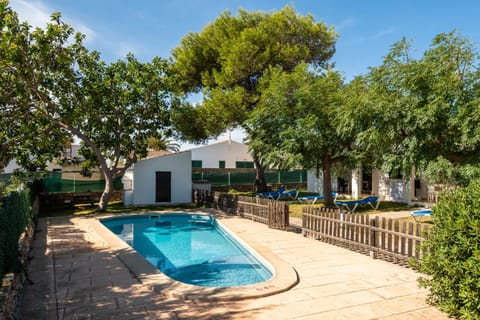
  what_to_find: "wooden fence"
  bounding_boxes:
[302,206,431,264]
[193,190,289,230]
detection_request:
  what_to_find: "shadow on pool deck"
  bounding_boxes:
[20,213,449,320]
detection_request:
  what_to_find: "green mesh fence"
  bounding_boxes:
[43,174,123,193]
[192,172,203,181]
[230,172,256,185]
[0,173,12,185]
[192,170,306,186]
[0,190,32,277]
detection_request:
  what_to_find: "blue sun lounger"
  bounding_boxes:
[298,192,337,204]
[276,189,299,200]
[411,209,432,222]
[335,196,380,213]
[257,188,298,200]
[257,188,285,199]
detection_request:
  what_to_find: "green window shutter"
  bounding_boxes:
[235,161,254,168]
[192,160,202,168]
[219,160,225,168]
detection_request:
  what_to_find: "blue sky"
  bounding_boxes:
[9,0,480,148]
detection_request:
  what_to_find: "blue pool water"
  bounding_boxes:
[101,213,273,287]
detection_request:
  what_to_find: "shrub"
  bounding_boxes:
[414,180,480,319]
[0,190,32,278]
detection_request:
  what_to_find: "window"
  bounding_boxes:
[235,161,254,169]
[219,160,225,168]
[192,160,202,168]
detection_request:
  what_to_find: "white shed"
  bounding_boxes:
[190,139,253,169]
[123,151,192,206]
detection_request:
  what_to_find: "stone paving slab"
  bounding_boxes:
[20,214,450,320]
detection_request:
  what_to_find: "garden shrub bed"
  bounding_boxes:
[0,224,34,320]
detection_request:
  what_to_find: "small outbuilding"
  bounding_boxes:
[123,151,192,206]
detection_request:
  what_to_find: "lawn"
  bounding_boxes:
[289,200,425,220]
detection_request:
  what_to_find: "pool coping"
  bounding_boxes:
[89,210,299,301]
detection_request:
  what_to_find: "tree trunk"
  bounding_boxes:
[253,156,268,192]
[98,171,113,212]
[322,156,334,206]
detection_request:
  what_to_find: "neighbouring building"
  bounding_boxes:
[189,139,254,169]
[308,166,434,205]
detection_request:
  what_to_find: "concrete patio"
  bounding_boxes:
[21,213,449,319]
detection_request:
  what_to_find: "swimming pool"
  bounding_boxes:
[101,213,273,287]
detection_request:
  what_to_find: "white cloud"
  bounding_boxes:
[9,0,51,27]
[9,0,97,43]
[370,27,396,40]
[335,18,355,32]
[355,27,396,43]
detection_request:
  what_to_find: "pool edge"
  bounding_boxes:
[89,211,299,301]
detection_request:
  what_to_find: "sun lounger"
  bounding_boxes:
[256,188,298,200]
[410,209,432,222]
[335,196,380,213]
[298,192,337,204]
[257,188,285,199]
[276,189,299,200]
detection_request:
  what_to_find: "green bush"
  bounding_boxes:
[0,190,32,278]
[414,180,480,319]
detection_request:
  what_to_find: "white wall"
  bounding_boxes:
[376,172,405,202]
[190,140,253,168]
[351,166,362,198]
[132,151,192,205]
[2,160,21,174]
[122,169,134,206]
[307,171,323,194]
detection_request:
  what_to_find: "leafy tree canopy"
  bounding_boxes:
[171,5,337,191]
[172,5,336,134]
[364,31,480,177]
[0,2,175,210]
[245,64,369,203]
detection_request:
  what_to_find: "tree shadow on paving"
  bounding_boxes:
[21,215,277,320]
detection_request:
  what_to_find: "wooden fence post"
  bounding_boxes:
[369,218,377,259]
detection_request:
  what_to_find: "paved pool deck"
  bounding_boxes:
[21,213,449,320]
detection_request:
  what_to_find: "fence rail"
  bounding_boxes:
[302,206,431,264]
[193,190,289,230]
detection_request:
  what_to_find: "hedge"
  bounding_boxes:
[0,190,33,279]
[414,180,480,319]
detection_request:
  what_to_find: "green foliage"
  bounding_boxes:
[364,31,480,176]
[414,181,480,319]
[147,137,180,153]
[172,5,336,137]
[171,5,337,191]
[423,157,480,187]
[245,64,367,203]
[1,3,175,210]
[0,190,32,278]
[424,156,457,185]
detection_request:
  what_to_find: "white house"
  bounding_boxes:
[123,151,192,206]
[189,139,254,169]
[308,166,433,205]
[1,159,21,174]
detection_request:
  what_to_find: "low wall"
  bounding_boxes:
[40,190,123,212]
